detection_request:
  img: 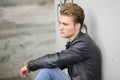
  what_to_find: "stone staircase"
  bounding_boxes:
[0,1,56,80]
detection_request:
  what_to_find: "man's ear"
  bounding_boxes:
[75,23,81,30]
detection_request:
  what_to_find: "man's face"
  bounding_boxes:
[59,14,80,41]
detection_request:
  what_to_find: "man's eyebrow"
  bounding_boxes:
[59,21,68,24]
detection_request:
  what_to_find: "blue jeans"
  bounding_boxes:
[35,68,70,80]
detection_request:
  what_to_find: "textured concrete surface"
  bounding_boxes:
[0,1,56,80]
[0,0,54,6]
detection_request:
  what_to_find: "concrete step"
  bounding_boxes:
[0,76,31,80]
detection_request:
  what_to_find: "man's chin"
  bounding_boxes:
[61,35,67,38]
[60,35,65,38]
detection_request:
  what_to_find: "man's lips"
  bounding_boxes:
[60,31,64,34]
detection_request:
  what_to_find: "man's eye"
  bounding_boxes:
[63,23,68,26]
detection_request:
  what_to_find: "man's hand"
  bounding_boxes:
[20,65,30,79]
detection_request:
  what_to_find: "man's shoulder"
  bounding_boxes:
[75,32,91,42]
[71,33,96,47]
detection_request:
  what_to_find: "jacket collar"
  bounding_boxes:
[66,31,83,49]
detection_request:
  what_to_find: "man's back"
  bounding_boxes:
[66,32,101,80]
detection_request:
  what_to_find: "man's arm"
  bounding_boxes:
[27,41,90,71]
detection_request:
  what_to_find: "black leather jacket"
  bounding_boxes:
[28,32,101,80]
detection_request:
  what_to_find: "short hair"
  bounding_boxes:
[60,3,85,26]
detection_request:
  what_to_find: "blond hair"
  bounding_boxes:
[60,3,85,26]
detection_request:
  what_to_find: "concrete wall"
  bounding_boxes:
[0,1,55,80]
[0,0,54,6]
[55,0,120,80]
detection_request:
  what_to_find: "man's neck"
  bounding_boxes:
[68,31,80,42]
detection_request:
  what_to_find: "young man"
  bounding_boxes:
[20,3,101,80]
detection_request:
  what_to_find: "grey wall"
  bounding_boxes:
[55,0,120,80]
[0,1,55,80]
[0,0,54,6]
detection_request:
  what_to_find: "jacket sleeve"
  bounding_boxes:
[28,41,90,71]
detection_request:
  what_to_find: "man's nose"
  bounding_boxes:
[59,24,63,30]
